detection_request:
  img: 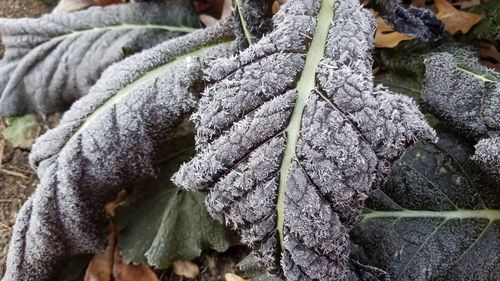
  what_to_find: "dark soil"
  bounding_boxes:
[0,0,55,275]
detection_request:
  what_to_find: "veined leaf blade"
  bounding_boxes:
[2,22,235,281]
[0,0,199,115]
[173,0,435,280]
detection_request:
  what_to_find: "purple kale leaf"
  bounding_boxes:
[173,0,436,280]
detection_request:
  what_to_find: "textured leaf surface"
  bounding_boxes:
[115,131,232,269]
[2,23,234,281]
[351,129,500,281]
[422,50,500,174]
[372,0,443,42]
[0,0,198,115]
[233,0,274,48]
[173,0,435,280]
[474,136,500,174]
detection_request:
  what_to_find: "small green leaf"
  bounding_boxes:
[3,114,40,149]
[375,72,422,99]
[115,130,233,269]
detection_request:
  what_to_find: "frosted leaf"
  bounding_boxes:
[2,23,234,281]
[173,0,436,280]
[233,0,274,48]
[422,51,500,175]
[351,130,500,281]
[372,0,443,42]
[0,0,198,115]
[474,136,500,175]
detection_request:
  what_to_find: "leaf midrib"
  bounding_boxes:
[276,0,335,250]
[360,209,500,222]
[51,42,229,163]
[52,24,197,42]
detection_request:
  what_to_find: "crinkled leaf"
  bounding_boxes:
[422,49,500,173]
[3,114,41,149]
[115,129,232,269]
[372,0,443,42]
[0,0,199,115]
[423,50,500,140]
[233,0,274,48]
[350,129,500,280]
[2,23,234,281]
[173,0,435,280]
[473,136,500,174]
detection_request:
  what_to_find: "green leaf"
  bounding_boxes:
[375,72,422,100]
[464,0,500,41]
[350,129,500,281]
[3,114,40,149]
[115,129,233,268]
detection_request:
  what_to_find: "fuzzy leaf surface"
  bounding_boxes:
[351,130,500,281]
[372,0,443,42]
[233,0,274,48]
[422,50,500,174]
[173,0,435,280]
[0,0,198,115]
[115,131,232,269]
[2,23,234,281]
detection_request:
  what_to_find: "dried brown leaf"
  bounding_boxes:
[375,17,415,48]
[113,247,158,281]
[84,224,116,281]
[172,260,200,279]
[225,273,249,281]
[435,0,483,34]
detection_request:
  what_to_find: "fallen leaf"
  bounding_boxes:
[3,114,41,149]
[104,190,127,218]
[84,224,116,281]
[478,40,500,72]
[53,0,94,12]
[435,0,483,34]
[452,0,482,9]
[198,0,232,26]
[375,17,415,48]
[172,260,200,279]
[113,247,159,281]
[94,0,125,5]
[225,273,249,281]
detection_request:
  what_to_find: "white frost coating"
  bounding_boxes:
[173,0,435,280]
[474,136,500,175]
[423,51,500,174]
[0,0,198,115]
[3,22,235,281]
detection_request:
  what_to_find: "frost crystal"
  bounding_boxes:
[423,50,500,175]
[173,0,436,280]
[0,0,198,115]
[2,23,234,281]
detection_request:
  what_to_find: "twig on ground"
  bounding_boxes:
[0,169,28,179]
